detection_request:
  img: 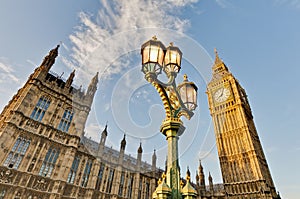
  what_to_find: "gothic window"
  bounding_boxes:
[30,96,51,121]
[106,168,115,193]
[145,181,150,199]
[95,163,105,190]
[67,155,80,184]
[127,174,134,198]
[39,147,60,177]
[0,189,6,199]
[81,159,93,187]
[118,171,125,196]
[3,137,30,169]
[138,178,142,199]
[58,109,73,132]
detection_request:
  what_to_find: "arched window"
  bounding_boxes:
[95,163,105,190]
[106,168,115,193]
[3,137,30,169]
[67,155,80,184]
[39,147,60,177]
[58,109,73,132]
[127,174,134,198]
[30,96,51,121]
[81,159,93,187]
[118,171,125,196]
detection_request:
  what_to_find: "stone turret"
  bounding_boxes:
[152,149,157,172]
[198,160,206,192]
[98,125,108,157]
[182,167,197,199]
[208,172,214,193]
[85,72,98,105]
[119,134,126,164]
[41,45,59,72]
[137,143,143,170]
[65,70,75,88]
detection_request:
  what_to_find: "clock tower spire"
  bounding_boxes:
[206,50,280,198]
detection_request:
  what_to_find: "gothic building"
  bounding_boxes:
[0,46,161,199]
[206,50,281,199]
[0,45,279,199]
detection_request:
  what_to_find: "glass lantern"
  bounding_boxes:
[164,43,182,75]
[141,36,166,75]
[177,74,198,111]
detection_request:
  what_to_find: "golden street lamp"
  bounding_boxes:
[141,36,198,199]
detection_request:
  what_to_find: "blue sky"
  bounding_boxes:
[0,0,299,198]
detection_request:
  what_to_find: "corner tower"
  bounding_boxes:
[0,45,97,178]
[206,49,279,198]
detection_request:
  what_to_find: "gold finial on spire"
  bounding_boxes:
[152,35,157,40]
[180,180,184,188]
[158,178,162,184]
[183,74,188,81]
[170,42,174,46]
[162,172,166,181]
[214,48,218,56]
[214,48,223,65]
[186,166,191,182]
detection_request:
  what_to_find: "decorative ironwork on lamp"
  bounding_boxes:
[141,36,198,120]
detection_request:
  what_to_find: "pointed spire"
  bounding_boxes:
[208,171,214,192]
[98,124,108,157]
[102,124,108,136]
[120,134,126,150]
[182,167,198,197]
[198,160,206,187]
[41,45,60,71]
[65,69,75,88]
[196,171,200,185]
[214,48,223,65]
[136,142,143,170]
[199,159,203,173]
[212,48,229,79]
[87,72,99,96]
[152,149,157,171]
[152,149,157,161]
[208,172,213,186]
[186,166,191,182]
[208,172,212,181]
[138,142,143,153]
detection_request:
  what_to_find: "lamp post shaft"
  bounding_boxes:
[161,119,185,198]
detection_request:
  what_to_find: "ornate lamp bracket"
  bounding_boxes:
[148,75,193,121]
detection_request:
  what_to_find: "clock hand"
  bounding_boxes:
[218,88,224,98]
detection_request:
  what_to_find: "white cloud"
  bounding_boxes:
[84,122,105,141]
[63,0,198,86]
[0,59,19,83]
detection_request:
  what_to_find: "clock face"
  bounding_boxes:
[214,87,231,103]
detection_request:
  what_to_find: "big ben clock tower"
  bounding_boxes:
[206,50,280,199]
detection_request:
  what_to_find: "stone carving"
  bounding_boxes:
[33,177,48,191]
[54,131,66,143]
[0,168,14,183]
[14,191,21,199]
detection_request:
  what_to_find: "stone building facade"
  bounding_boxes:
[0,45,161,199]
[0,45,279,199]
